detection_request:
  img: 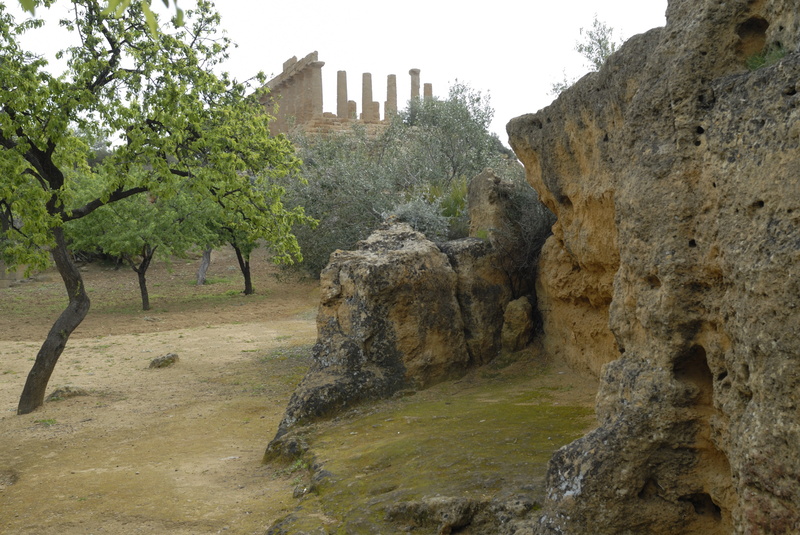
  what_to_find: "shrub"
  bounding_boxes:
[746,42,786,70]
[282,83,533,278]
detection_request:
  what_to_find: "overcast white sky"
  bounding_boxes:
[9,0,668,142]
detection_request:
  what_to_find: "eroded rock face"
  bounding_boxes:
[267,223,517,455]
[508,0,800,533]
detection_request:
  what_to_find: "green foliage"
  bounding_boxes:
[17,0,184,33]
[389,197,450,241]
[283,83,519,277]
[34,418,57,426]
[284,126,394,276]
[576,16,620,71]
[746,42,786,71]
[1,0,309,273]
[0,0,310,410]
[386,82,499,188]
[550,15,622,95]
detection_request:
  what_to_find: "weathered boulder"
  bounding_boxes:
[267,225,469,453]
[501,296,534,352]
[266,222,530,458]
[148,353,179,368]
[508,0,800,533]
[439,238,513,366]
[468,168,555,300]
[468,168,515,239]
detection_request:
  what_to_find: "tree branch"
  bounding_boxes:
[64,186,149,221]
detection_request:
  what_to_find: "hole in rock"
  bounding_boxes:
[680,492,722,520]
[737,17,769,59]
[645,274,662,289]
[689,239,697,248]
[752,200,765,208]
[694,140,702,146]
[673,344,713,406]
[696,126,705,134]
[638,478,661,499]
[712,182,717,188]
[716,371,728,381]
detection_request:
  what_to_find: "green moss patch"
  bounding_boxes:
[269,354,597,532]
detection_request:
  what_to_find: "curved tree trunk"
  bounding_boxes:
[131,244,156,311]
[196,247,212,285]
[232,243,253,295]
[17,227,90,415]
[137,269,150,311]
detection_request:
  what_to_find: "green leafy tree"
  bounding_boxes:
[0,0,309,414]
[65,173,215,310]
[550,15,622,95]
[386,82,501,189]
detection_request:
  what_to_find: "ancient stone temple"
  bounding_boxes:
[260,51,432,136]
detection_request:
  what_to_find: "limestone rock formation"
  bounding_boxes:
[266,223,516,456]
[439,238,513,366]
[508,0,800,533]
[501,296,534,352]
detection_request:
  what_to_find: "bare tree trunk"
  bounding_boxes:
[17,227,90,415]
[131,245,156,311]
[196,247,212,285]
[232,243,254,295]
[137,269,150,311]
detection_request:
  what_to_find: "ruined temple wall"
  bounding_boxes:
[262,51,432,136]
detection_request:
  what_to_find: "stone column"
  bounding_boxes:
[409,68,421,100]
[309,60,325,118]
[361,72,378,122]
[337,70,348,119]
[424,83,433,101]
[385,74,397,118]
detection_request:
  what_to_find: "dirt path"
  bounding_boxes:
[0,249,321,534]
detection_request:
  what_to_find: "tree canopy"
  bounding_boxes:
[17,0,183,33]
[0,0,310,413]
[284,82,527,277]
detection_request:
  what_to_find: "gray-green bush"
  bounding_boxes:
[283,82,541,277]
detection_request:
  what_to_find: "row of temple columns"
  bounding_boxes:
[337,69,432,122]
[263,52,434,135]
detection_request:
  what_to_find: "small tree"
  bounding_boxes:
[0,0,309,414]
[66,175,214,310]
[385,82,499,189]
[550,15,622,95]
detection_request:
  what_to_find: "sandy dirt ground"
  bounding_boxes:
[0,248,320,534]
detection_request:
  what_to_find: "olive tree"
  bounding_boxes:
[283,83,522,277]
[0,0,310,414]
[550,15,622,95]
